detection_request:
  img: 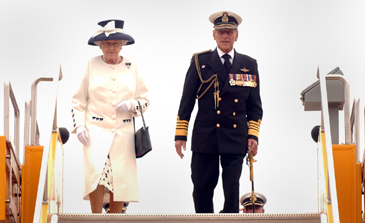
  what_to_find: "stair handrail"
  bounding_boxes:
[319,68,340,223]
[30,77,53,145]
[4,82,20,159]
[33,66,62,223]
[24,99,40,149]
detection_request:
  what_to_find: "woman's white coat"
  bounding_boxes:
[71,55,149,202]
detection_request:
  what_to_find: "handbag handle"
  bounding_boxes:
[137,100,147,129]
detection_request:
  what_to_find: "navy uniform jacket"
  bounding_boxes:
[175,48,262,155]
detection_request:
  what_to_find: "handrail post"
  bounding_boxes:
[30,77,53,145]
[4,83,10,139]
[354,99,360,162]
[24,100,30,148]
[4,82,20,158]
[343,77,351,144]
[350,98,361,162]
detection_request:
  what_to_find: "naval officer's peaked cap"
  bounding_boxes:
[240,192,267,207]
[209,11,242,30]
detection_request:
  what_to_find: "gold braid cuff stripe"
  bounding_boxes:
[176,116,189,136]
[248,120,261,138]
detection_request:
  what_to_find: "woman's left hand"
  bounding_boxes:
[116,100,136,113]
[77,125,89,146]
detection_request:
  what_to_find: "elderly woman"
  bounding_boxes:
[71,19,149,213]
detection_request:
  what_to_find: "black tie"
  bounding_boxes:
[222,54,231,73]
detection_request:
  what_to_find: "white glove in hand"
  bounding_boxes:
[77,125,89,146]
[116,100,136,113]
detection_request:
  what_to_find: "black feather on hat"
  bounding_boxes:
[88,19,135,46]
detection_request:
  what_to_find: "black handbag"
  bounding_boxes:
[134,101,152,158]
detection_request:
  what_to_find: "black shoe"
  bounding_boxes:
[103,202,110,213]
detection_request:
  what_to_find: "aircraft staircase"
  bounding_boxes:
[1,67,364,223]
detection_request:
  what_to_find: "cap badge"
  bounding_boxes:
[222,13,229,22]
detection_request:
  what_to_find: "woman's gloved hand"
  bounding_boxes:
[77,125,89,146]
[116,100,136,113]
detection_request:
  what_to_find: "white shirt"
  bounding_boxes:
[217,47,234,65]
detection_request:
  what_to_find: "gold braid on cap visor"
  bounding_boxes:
[243,202,264,207]
[214,23,238,30]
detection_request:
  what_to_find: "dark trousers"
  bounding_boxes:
[191,152,245,213]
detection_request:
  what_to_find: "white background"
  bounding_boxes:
[1,0,365,214]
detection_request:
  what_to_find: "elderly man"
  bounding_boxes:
[174,11,263,213]
[240,192,267,213]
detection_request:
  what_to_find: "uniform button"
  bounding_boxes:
[233,112,236,116]
[233,124,237,128]
[216,124,220,128]
[111,77,116,81]
[217,110,221,114]
[111,66,115,70]
[219,98,222,101]
[234,99,238,103]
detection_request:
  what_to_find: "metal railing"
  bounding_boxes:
[318,68,340,223]
[4,82,20,157]
[3,81,22,223]
[24,100,40,152]
[30,77,55,145]
[33,66,63,223]
[350,98,361,162]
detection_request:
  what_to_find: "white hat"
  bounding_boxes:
[240,192,267,207]
[209,11,242,30]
